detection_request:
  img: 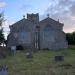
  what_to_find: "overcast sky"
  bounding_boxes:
[0,0,75,38]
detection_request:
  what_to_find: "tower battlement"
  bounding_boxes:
[27,13,39,23]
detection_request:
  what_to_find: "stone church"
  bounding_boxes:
[7,13,68,50]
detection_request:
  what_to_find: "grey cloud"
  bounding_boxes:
[44,0,75,32]
[58,0,73,6]
[46,0,74,16]
[70,4,75,16]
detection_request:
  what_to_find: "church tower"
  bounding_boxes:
[27,13,39,24]
[27,13,40,50]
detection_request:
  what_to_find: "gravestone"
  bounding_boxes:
[11,46,16,56]
[0,65,8,75]
[26,49,33,58]
[55,56,64,62]
[0,47,6,59]
[0,53,6,59]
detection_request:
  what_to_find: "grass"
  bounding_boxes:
[0,48,75,75]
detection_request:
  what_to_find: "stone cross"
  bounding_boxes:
[47,14,50,17]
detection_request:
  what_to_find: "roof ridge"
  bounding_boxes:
[40,17,62,24]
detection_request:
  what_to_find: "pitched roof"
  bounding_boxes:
[40,17,63,25]
[10,18,33,27]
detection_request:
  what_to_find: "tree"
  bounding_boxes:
[0,12,4,27]
[0,29,5,45]
[66,32,75,45]
[0,12,5,45]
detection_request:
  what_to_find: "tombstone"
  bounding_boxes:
[55,56,64,62]
[26,49,33,59]
[0,53,6,59]
[0,47,6,59]
[0,65,8,75]
[11,46,16,56]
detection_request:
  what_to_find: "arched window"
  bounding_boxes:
[44,25,52,31]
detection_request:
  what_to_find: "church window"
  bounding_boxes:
[44,25,51,31]
[18,32,31,43]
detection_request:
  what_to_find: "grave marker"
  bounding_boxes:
[11,46,16,56]
[55,56,64,62]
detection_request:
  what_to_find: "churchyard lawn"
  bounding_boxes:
[0,48,75,75]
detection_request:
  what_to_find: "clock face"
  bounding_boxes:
[14,33,18,38]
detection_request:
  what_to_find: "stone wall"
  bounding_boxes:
[7,13,68,50]
[40,29,68,50]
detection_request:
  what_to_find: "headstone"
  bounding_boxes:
[26,50,33,58]
[0,47,6,59]
[11,46,16,56]
[0,53,5,59]
[55,56,64,62]
[0,65,8,75]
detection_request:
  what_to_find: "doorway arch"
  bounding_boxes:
[16,45,24,50]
